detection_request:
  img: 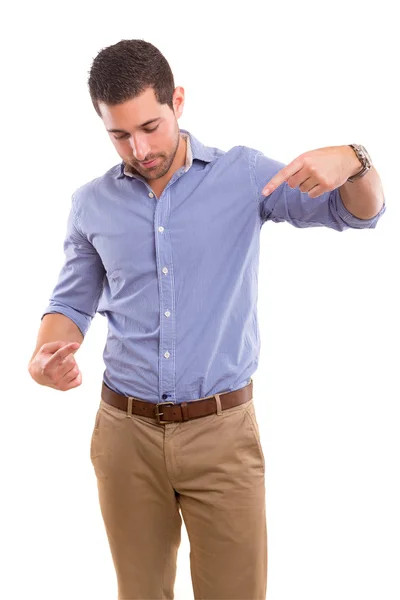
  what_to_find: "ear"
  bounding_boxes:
[173,86,185,119]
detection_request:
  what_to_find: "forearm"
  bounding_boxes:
[339,147,385,219]
[29,313,83,363]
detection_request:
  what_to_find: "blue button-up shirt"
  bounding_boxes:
[42,128,385,403]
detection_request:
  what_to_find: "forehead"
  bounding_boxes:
[99,87,162,126]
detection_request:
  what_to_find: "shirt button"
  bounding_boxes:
[162,394,168,399]
[158,226,164,232]
[164,351,170,359]
[162,267,168,274]
[148,192,154,198]
[164,310,171,317]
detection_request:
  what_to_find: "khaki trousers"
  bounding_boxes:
[90,386,267,600]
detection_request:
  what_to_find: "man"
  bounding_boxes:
[28,39,386,600]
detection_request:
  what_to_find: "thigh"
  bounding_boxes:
[176,400,268,600]
[90,401,182,600]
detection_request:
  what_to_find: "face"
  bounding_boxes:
[98,86,185,182]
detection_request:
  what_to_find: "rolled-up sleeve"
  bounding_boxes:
[41,193,106,337]
[252,149,386,231]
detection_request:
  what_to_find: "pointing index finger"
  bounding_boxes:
[47,342,80,367]
[262,159,303,196]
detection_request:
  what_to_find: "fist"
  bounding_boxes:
[28,341,82,391]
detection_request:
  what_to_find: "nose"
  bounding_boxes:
[129,135,151,162]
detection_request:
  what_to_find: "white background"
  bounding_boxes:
[1,1,399,599]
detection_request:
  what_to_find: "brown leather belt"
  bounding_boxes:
[101,379,253,425]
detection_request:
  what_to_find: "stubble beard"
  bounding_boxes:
[133,129,182,180]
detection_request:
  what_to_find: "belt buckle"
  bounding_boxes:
[154,401,175,425]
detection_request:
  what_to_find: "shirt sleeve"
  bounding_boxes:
[252,149,386,231]
[41,193,106,337]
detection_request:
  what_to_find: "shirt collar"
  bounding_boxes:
[115,128,214,179]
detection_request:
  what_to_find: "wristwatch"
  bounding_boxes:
[347,144,373,182]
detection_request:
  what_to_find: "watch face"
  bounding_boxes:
[359,145,372,166]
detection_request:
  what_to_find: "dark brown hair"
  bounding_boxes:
[88,39,175,117]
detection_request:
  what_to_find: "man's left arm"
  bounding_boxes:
[261,144,386,224]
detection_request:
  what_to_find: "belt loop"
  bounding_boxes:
[127,396,133,417]
[214,393,223,416]
[180,401,189,421]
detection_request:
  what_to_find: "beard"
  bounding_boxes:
[125,126,181,180]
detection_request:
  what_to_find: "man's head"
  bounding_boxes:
[88,39,185,181]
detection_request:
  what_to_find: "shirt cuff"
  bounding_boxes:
[41,302,92,338]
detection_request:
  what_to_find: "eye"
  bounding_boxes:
[143,125,159,133]
[113,124,159,140]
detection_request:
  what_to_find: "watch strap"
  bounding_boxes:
[347,144,372,183]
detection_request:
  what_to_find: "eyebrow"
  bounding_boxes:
[107,117,161,134]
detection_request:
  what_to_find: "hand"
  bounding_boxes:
[262,145,361,198]
[28,341,82,391]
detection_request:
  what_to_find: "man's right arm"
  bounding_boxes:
[29,191,106,389]
[39,191,106,339]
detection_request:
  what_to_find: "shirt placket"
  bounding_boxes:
[144,169,186,404]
